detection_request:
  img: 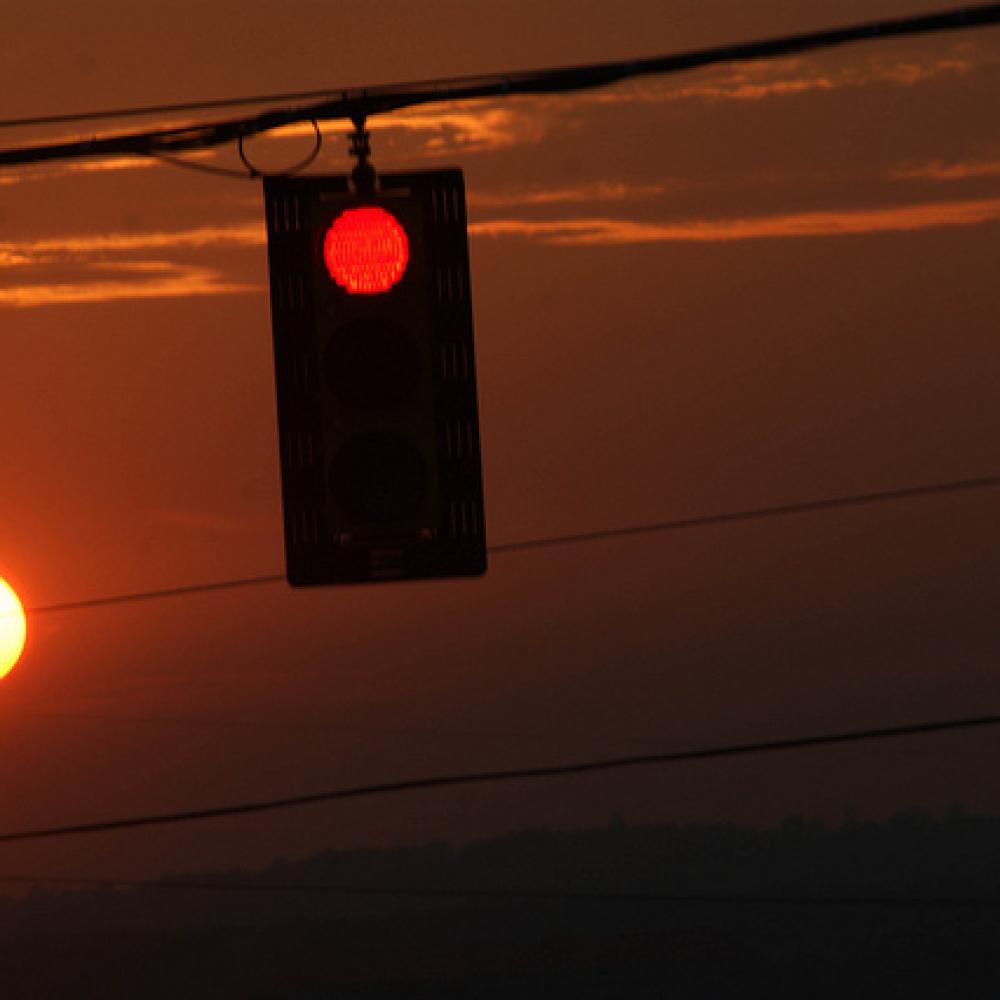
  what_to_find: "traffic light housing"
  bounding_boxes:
[264,170,486,585]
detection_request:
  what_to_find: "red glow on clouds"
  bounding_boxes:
[323,207,409,294]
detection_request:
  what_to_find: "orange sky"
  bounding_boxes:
[0,0,999,882]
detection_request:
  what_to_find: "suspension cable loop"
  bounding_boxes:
[236,132,260,178]
[236,117,323,178]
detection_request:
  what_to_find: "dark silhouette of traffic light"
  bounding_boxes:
[264,170,486,585]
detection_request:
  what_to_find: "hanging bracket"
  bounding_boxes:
[349,114,376,194]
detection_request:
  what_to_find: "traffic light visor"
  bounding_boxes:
[323,206,409,294]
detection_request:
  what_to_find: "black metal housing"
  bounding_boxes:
[264,170,486,585]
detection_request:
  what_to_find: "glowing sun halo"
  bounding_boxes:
[0,578,26,680]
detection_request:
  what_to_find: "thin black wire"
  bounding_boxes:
[25,472,1000,617]
[144,150,259,179]
[2,872,999,908]
[141,119,323,179]
[0,711,998,845]
[0,89,354,133]
[27,573,285,617]
[1,4,998,167]
[488,473,1000,556]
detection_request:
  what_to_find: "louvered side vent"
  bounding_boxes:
[439,341,471,383]
[269,192,303,234]
[282,429,319,472]
[435,262,469,303]
[264,179,330,576]
[430,180,464,226]
[442,418,476,461]
[369,547,404,580]
[448,498,481,539]
[274,271,306,314]
[425,172,485,551]
[287,508,322,548]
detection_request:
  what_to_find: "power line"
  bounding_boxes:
[1,4,998,168]
[1,711,998,845]
[488,473,1000,556]
[26,472,1000,617]
[28,573,284,616]
[0,1,993,136]
[0,88,356,133]
[2,872,999,909]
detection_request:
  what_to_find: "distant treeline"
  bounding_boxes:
[3,807,1000,997]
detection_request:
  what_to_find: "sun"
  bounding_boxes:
[0,578,26,680]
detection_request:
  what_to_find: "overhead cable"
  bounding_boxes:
[2,872,1000,908]
[1,4,998,168]
[26,471,1000,617]
[0,2,992,136]
[1,711,998,844]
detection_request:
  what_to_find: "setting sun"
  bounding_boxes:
[0,577,26,679]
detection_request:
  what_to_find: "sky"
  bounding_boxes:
[0,0,999,884]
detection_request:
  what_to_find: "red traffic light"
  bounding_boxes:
[323,206,409,294]
[265,169,486,586]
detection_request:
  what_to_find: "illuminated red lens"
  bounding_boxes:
[323,207,409,294]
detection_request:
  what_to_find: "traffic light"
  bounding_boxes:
[263,170,486,586]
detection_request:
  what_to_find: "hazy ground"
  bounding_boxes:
[3,808,999,997]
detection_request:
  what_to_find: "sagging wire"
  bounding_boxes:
[147,118,325,179]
